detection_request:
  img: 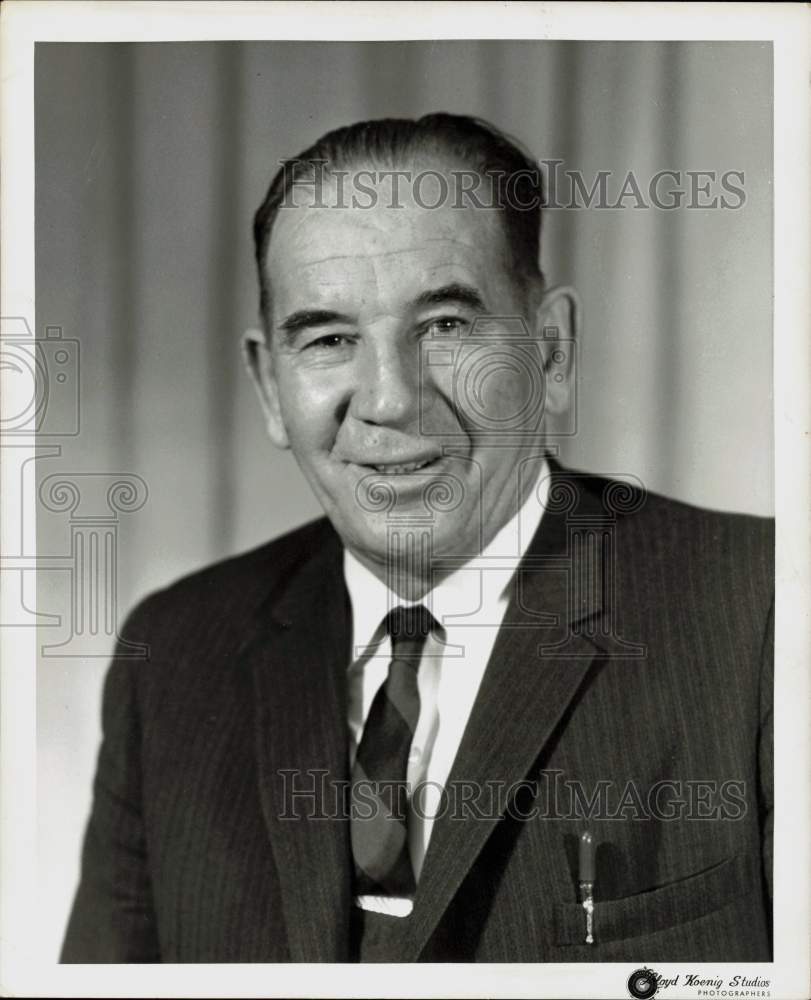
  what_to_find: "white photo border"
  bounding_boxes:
[1,2,808,998]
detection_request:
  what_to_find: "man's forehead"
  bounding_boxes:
[266,173,507,298]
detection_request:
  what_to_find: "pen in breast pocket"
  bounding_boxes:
[578,830,596,944]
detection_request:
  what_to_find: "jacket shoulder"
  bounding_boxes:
[121,516,338,641]
[631,485,774,557]
[561,464,771,539]
[593,476,775,626]
[556,465,774,604]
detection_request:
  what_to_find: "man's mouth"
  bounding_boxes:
[367,457,437,475]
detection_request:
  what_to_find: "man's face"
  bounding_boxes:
[248,161,572,581]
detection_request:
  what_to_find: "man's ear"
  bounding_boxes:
[533,285,580,417]
[241,328,290,449]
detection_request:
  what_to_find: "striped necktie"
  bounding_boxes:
[350,604,434,899]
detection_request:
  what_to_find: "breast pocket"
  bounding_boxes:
[554,853,760,946]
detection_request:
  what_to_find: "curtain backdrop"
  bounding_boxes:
[35,40,772,960]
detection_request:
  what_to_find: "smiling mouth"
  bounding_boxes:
[364,457,439,475]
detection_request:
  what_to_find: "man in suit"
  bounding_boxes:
[62,113,773,963]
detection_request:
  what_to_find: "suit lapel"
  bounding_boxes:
[401,464,611,961]
[244,525,353,962]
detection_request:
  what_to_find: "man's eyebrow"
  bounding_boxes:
[276,283,486,339]
[276,309,353,338]
[413,283,487,311]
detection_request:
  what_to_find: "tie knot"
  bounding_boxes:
[385,604,435,659]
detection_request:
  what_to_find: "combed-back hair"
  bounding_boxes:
[253,113,545,331]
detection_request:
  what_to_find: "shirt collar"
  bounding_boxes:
[343,457,550,653]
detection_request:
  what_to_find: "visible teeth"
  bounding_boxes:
[372,459,431,474]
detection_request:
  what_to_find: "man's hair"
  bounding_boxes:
[252,112,545,331]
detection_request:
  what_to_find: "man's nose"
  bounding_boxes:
[349,339,421,428]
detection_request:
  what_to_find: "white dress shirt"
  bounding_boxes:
[344,458,550,915]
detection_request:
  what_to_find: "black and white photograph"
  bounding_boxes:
[1,3,809,998]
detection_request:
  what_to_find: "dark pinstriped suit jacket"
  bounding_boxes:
[62,464,773,962]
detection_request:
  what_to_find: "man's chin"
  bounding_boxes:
[339,512,481,577]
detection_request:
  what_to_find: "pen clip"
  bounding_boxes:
[577,830,596,945]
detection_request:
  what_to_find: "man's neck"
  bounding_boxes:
[344,548,434,603]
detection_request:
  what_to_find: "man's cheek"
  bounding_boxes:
[286,405,342,463]
[418,372,460,438]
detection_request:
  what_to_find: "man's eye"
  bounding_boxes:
[304,333,350,350]
[425,316,469,336]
